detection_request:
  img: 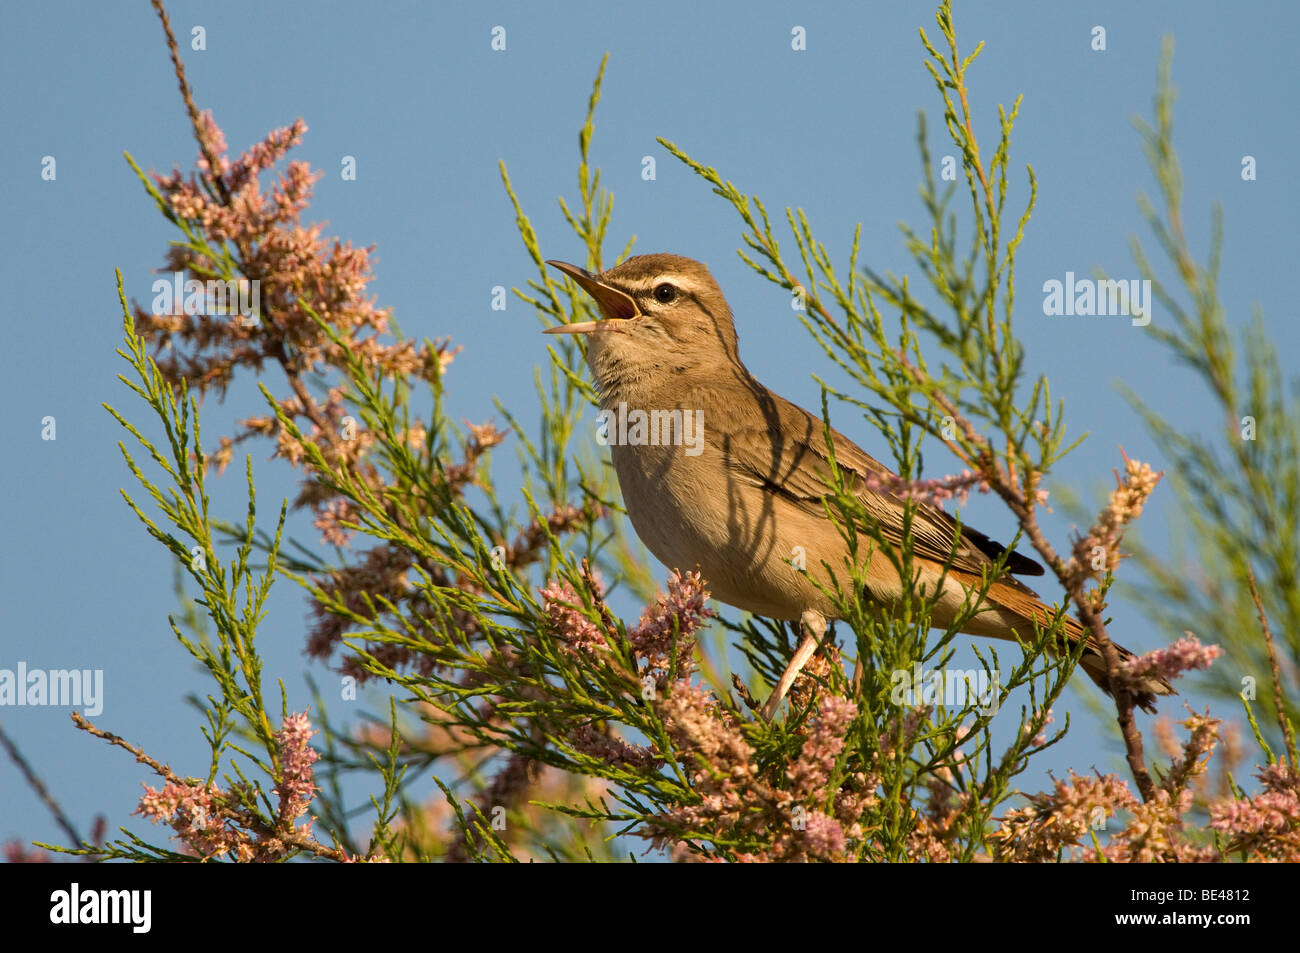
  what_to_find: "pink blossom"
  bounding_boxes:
[628,569,714,678]
[569,724,659,769]
[539,579,607,657]
[1119,634,1222,691]
[862,468,991,510]
[788,696,857,799]
[1208,762,1300,859]
[1068,450,1162,582]
[801,812,847,854]
[273,712,319,824]
[136,780,247,860]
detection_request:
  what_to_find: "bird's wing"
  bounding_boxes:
[725,388,1044,583]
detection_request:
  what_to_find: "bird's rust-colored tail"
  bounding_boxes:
[984,580,1175,713]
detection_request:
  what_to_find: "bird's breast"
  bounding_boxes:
[605,422,844,622]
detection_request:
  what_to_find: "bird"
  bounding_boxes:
[542,253,1174,718]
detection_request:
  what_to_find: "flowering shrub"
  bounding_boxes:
[11,0,1295,864]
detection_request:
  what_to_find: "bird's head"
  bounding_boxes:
[544,254,741,393]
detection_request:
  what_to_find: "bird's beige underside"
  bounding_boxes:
[609,437,1033,638]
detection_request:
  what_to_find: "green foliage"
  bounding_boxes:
[55,278,302,860]
[71,2,1295,864]
[1119,38,1299,751]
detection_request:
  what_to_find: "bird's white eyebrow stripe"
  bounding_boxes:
[615,276,708,297]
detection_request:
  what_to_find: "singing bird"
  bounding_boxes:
[544,254,1173,717]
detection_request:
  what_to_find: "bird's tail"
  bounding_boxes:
[984,581,1176,713]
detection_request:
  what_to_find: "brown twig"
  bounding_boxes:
[150,0,229,205]
[0,721,83,849]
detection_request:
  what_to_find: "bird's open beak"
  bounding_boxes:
[543,260,641,334]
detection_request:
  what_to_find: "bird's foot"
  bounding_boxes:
[761,609,827,721]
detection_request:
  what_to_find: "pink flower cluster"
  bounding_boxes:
[138,110,555,687]
[540,578,608,658]
[989,710,1300,862]
[1209,761,1300,859]
[137,780,254,861]
[654,688,870,862]
[787,695,857,799]
[273,711,319,825]
[1118,634,1223,693]
[134,712,322,862]
[863,468,991,510]
[144,111,447,405]
[1068,450,1162,583]
[568,723,659,770]
[992,770,1139,862]
[627,569,714,681]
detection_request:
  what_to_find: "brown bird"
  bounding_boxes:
[544,253,1173,717]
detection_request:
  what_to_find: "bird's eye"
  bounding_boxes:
[653,283,677,304]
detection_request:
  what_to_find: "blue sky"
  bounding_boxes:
[2,0,1296,856]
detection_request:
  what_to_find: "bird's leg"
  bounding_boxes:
[762,609,827,720]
